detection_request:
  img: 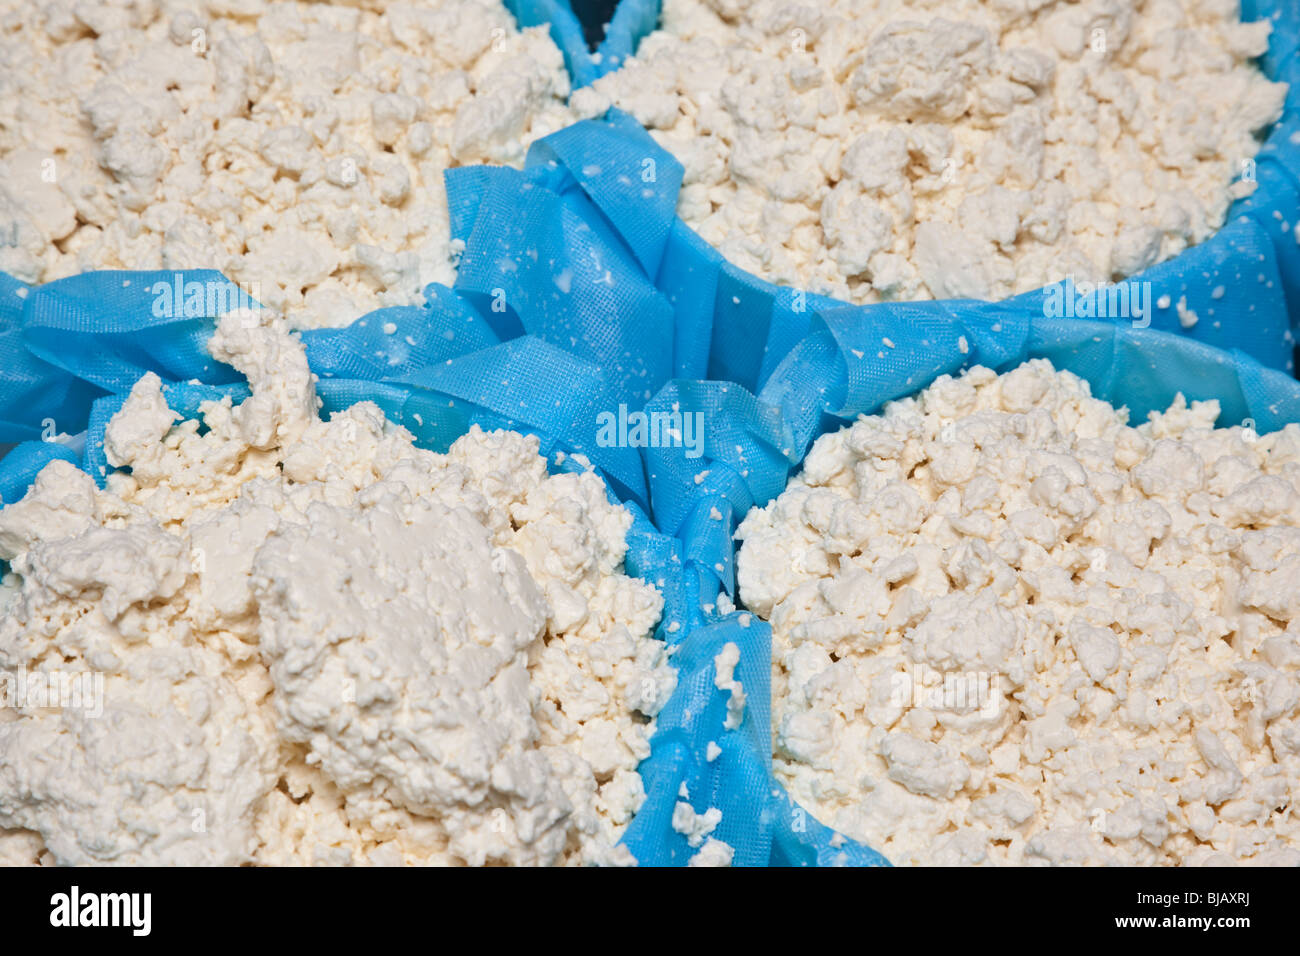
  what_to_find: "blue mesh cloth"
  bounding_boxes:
[1,2,1298,867]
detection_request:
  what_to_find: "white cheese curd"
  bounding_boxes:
[737,360,1300,865]
[0,312,676,866]
[686,835,735,866]
[572,0,1286,303]
[0,0,573,327]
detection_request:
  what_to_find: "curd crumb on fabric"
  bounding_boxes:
[713,641,747,730]
[687,836,735,866]
[737,360,1300,866]
[672,800,723,848]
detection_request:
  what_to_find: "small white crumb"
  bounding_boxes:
[687,837,734,867]
[714,643,746,730]
[672,802,722,848]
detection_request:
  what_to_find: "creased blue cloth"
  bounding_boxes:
[1,2,1298,866]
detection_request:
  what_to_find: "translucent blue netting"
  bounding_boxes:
[0,1,1298,867]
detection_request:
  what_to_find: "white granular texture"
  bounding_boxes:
[0,311,675,866]
[737,360,1300,866]
[572,0,1287,303]
[0,0,573,327]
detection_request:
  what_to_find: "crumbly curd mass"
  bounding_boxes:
[0,312,675,866]
[573,0,1287,303]
[0,0,573,327]
[737,361,1300,865]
